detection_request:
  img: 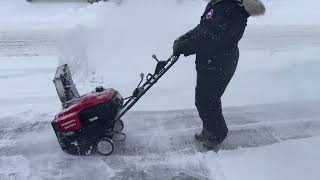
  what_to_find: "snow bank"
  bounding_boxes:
[225,47,320,107]
[210,136,320,180]
[163,136,320,180]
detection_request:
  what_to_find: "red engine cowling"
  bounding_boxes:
[51,88,123,155]
[54,88,118,131]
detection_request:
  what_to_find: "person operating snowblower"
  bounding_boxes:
[173,0,265,149]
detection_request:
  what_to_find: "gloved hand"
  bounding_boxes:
[173,40,184,57]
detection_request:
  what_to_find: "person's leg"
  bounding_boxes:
[205,96,228,144]
[195,49,239,147]
[195,70,210,130]
[195,65,237,145]
[195,70,228,144]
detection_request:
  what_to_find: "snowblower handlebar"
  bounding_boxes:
[115,55,179,121]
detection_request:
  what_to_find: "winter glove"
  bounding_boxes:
[173,40,184,56]
[173,39,196,57]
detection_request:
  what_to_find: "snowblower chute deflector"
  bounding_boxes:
[51,55,179,156]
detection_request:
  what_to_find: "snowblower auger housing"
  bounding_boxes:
[51,55,179,156]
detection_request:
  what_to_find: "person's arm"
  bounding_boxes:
[175,25,201,43]
[173,25,201,56]
[174,2,245,56]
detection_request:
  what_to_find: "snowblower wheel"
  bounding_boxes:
[96,137,115,156]
[114,119,124,132]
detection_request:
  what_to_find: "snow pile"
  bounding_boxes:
[211,136,320,180]
[159,136,320,180]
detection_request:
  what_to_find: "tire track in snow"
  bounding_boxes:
[0,30,60,57]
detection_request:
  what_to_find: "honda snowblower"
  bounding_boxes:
[51,55,179,156]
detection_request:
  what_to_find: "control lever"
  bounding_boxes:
[137,73,144,87]
[132,73,145,98]
[152,54,159,62]
[153,54,168,74]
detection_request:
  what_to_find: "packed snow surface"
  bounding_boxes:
[0,0,320,179]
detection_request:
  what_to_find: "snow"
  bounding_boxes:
[1,104,320,179]
[211,137,320,180]
[160,136,320,180]
[0,0,89,30]
[0,0,320,179]
[55,0,320,110]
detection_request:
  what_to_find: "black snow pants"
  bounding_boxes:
[195,47,239,144]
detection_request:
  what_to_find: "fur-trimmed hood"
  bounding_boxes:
[212,0,266,16]
[239,0,266,16]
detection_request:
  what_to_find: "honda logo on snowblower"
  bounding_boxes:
[61,119,77,130]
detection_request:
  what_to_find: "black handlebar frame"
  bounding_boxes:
[114,55,179,121]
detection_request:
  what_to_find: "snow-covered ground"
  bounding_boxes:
[1,0,320,179]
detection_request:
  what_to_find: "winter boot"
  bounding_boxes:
[195,129,206,142]
[195,129,220,151]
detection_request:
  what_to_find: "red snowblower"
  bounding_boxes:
[51,55,179,156]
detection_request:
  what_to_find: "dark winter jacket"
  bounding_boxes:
[174,0,265,70]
